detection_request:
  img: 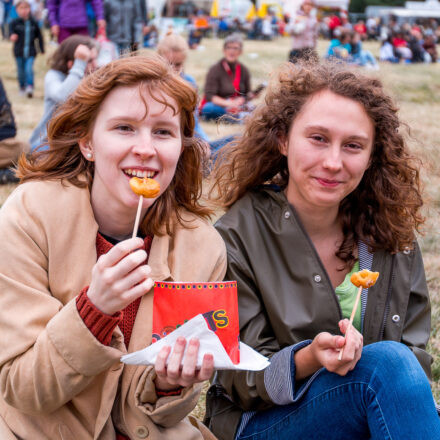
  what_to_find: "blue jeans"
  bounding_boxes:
[15,56,34,88]
[238,341,440,439]
[201,102,227,121]
[209,135,236,154]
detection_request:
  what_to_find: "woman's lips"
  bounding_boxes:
[315,177,341,188]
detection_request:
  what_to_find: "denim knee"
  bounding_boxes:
[361,341,430,397]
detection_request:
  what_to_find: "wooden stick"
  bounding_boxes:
[338,285,363,361]
[132,195,143,239]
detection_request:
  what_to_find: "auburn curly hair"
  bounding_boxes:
[18,54,211,236]
[211,60,424,266]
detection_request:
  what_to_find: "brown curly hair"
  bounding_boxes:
[211,60,424,265]
[18,54,211,236]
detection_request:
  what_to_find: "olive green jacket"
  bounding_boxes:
[205,187,432,440]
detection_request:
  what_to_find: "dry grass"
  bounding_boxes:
[0,35,439,417]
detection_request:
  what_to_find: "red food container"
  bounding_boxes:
[152,281,240,364]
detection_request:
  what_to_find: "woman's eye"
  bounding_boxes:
[311,135,326,143]
[346,143,362,150]
[155,129,172,136]
[115,125,133,132]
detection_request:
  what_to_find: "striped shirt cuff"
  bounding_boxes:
[264,340,312,405]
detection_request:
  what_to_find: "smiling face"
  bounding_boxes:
[223,42,242,63]
[81,85,182,232]
[281,89,374,215]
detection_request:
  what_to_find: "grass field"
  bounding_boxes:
[0,34,439,416]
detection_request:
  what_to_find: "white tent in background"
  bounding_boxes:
[366,0,440,20]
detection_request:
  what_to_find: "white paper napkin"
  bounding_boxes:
[121,314,270,371]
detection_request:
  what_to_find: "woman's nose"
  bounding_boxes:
[132,132,155,157]
[322,145,343,171]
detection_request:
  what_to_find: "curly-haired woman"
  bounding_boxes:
[205,61,440,439]
[0,55,225,439]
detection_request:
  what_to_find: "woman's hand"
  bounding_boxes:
[51,24,60,38]
[74,44,94,62]
[295,319,363,379]
[154,337,214,391]
[311,319,363,376]
[227,96,246,109]
[87,237,154,315]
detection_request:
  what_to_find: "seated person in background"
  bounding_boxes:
[408,28,429,63]
[326,27,351,59]
[29,35,97,151]
[350,31,379,69]
[205,60,440,439]
[157,33,209,143]
[0,76,28,184]
[392,32,412,61]
[423,32,437,63]
[380,35,401,63]
[200,33,257,122]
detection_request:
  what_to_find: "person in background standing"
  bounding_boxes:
[47,0,105,43]
[9,0,44,98]
[1,0,13,38]
[286,0,318,63]
[103,0,142,54]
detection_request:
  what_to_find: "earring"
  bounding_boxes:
[86,152,93,159]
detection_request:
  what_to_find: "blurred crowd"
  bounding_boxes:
[0,0,439,184]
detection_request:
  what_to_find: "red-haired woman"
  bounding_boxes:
[205,61,440,439]
[0,55,225,439]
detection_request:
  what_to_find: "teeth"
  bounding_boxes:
[125,169,155,178]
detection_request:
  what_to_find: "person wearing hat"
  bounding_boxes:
[9,0,44,97]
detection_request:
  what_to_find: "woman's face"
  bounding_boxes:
[163,49,187,74]
[302,1,313,15]
[223,42,242,63]
[82,85,182,220]
[281,90,374,213]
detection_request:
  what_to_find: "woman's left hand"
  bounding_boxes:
[154,337,214,391]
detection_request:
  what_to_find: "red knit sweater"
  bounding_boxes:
[76,233,152,440]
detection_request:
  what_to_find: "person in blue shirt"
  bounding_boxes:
[326,28,351,59]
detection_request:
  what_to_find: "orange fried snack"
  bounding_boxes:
[350,269,379,288]
[129,177,160,198]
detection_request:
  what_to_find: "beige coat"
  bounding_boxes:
[0,179,226,440]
